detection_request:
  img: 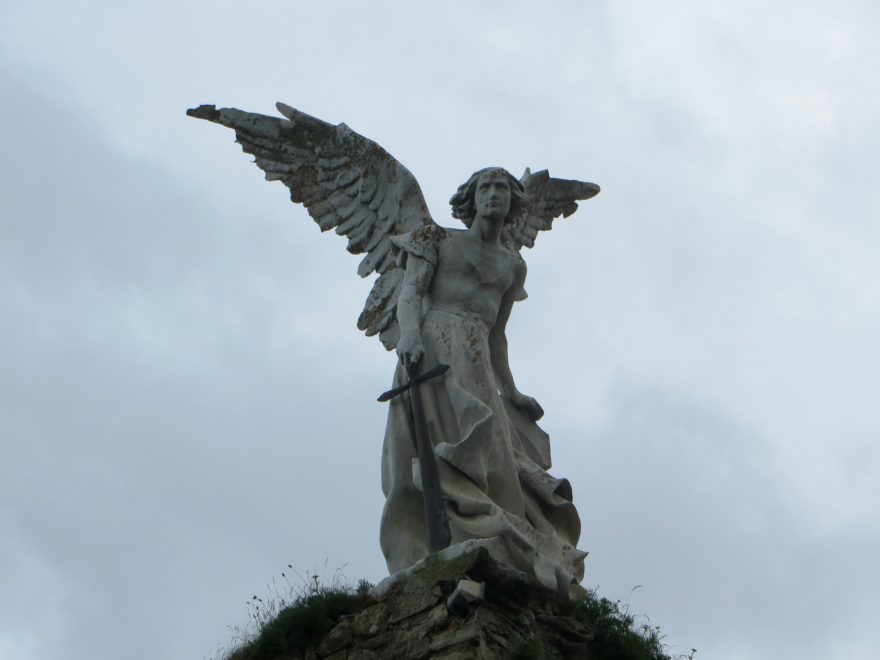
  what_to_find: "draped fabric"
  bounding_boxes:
[379,235,586,592]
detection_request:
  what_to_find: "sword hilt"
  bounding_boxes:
[377,363,450,402]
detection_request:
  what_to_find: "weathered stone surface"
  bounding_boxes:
[316,618,354,656]
[351,602,388,638]
[295,548,599,659]
[346,651,377,660]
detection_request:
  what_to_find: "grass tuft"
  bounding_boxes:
[219,565,373,660]
[567,588,695,660]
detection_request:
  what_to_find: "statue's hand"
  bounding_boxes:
[397,332,425,368]
[510,391,544,421]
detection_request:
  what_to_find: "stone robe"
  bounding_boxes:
[379,227,586,593]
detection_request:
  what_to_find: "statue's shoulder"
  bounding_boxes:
[390,224,452,265]
[438,227,466,248]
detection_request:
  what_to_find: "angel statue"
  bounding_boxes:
[188,103,600,595]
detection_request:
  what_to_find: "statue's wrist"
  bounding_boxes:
[400,328,421,341]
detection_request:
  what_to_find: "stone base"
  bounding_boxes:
[307,545,595,659]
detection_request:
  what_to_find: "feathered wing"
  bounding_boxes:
[510,168,600,252]
[187,103,436,350]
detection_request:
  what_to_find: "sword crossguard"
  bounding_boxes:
[377,363,450,402]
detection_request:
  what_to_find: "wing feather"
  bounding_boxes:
[357,237,392,277]
[358,177,378,205]
[357,267,404,334]
[346,220,376,253]
[510,168,600,252]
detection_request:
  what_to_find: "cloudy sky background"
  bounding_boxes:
[2,1,878,658]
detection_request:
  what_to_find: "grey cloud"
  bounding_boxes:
[2,3,879,659]
[0,69,388,660]
[571,383,880,659]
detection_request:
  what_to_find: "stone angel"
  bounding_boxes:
[188,103,600,594]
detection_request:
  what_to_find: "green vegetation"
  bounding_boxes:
[511,588,696,660]
[221,568,373,660]
[567,588,696,660]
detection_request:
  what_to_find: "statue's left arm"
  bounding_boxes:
[489,260,544,421]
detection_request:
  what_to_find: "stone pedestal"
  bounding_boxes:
[309,544,595,659]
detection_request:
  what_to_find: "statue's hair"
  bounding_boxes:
[449,167,526,228]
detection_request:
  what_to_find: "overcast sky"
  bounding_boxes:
[1,1,878,659]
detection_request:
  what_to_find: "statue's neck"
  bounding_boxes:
[468,214,504,244]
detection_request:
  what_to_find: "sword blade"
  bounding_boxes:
[405,362,452,553]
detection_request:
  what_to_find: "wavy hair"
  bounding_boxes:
[449,167,525,226]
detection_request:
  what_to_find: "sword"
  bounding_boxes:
[378,361,452,553]
[377,363,450,402]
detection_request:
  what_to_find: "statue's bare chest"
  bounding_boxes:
[428,234,514,316]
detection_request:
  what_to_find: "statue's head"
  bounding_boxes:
[450,167,525,227]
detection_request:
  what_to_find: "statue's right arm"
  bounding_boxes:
[395,255,434,366]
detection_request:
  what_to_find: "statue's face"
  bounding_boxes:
[473,170,512,222]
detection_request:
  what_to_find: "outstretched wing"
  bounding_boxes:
[510,168,600,252]
[187,103,436,350]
